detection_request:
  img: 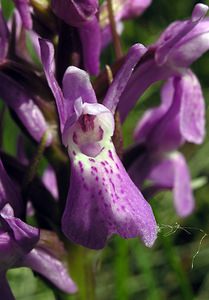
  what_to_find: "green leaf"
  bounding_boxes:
[7,268,55,300]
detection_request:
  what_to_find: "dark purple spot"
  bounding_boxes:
[104,167,109,174]
[78,161,84,173]
[89,158,95,163]
[73,132,78,144]
[91,166,98,173]
[108,150,114,161]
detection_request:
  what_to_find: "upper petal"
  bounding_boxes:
[52,0,98,27]
[39,39,66,132]
[134,77,173,143]
[62,66,97,113]
[155,3,208,66]
[103,43,147,113]
[78,16,101,75]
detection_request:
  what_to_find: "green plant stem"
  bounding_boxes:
[155,204,194,300]
[115,238,129,300]
[159,232,194,300]
[67,245,96,300]
[133,240,161,300]
[107,0,123,60]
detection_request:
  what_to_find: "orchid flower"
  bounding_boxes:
[51,0,100,75]
[0,9,52,145]
[0,204,77,300]
[39,38,158,249]
[12,0,32,30]
[118,3,209,122]
[128,74,204,217]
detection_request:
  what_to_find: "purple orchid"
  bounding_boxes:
[118,3,209,122]
[51,0,100,75]
[100,0,152,48]
[0,204,77,299]
[12,0,32,30]
[39,38,158,249]
[129,73,205,217]
[0,10,53,145]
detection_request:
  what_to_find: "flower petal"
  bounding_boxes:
[42,166,59,201]
[155,3,208,65]
[39,38,66,132]
[13,0,32,30]
[134,77,173,143]
[103,44,147,113]
[51,0,98,27]
[0,73,52,145]
[168,18,209,68]
[78,16,101,75]
[180,70,205,144]
[134,77,184,152]
[0,205,39,254]
[118,58,172,122]
[62,66,97,113]
[62,144,157,249]
[21,248,77,294]
[148,153,195,217]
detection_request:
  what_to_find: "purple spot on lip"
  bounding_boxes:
[72,150,76,156]
[78,161,84,173]
[104,167,109,174]
[91,166,98,173]
[89,158,95,163]
[108,150,114,161]
[73,132,78,144]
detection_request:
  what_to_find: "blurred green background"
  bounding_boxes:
[2,0,209,299]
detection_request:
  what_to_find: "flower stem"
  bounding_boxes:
[107,0,123,60]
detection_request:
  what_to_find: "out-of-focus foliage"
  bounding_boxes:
[2,0,209,300]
